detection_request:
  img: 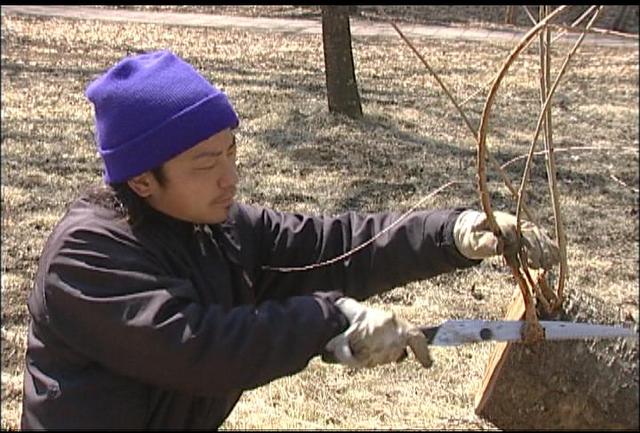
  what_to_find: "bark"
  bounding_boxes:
[505,6,516,25]
[321,6,363,119]
[612,6,629,32]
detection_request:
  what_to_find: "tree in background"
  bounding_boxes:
[321,6,363,119]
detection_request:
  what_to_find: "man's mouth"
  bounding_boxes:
[212,195,235,206]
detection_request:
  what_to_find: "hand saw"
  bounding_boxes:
[321,319,636,365]
[420,319,637,346]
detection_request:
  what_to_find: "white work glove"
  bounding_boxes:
[323,297,433,369]
[453,209,560,270]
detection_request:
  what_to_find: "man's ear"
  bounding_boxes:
[127,172,156,198]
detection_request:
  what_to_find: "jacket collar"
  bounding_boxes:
[144,201,239,246]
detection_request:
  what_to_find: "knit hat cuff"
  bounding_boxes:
[100,91,239,183]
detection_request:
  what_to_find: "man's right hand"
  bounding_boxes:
[323,297,433,369]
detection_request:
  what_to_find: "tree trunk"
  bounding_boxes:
[612,6,629,32]
[505,6,516,25]
[321,6,363,119]
[475,289,639,429]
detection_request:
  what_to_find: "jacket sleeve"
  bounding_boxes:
[38,225,348,397]
[236,204,481,301]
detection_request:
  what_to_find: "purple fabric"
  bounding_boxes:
[86,50,239,183]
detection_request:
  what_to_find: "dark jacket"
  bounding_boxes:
[21,195,477,430]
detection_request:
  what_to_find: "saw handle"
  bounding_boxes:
[420,326,440,345]
[320,325,442,365]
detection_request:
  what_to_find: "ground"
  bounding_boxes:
[98,5,640,34]
[1,6,638,430]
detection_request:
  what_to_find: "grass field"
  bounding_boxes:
[1,8,638,430]
[97,5,640,34]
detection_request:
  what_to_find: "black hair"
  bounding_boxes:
[84,165,167,227]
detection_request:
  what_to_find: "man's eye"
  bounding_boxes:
[196,165,216,171]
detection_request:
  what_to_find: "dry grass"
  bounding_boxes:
[1,8,638,430]
[95,5,640,34]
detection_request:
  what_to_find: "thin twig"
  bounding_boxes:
[588,26,640,40]
[568,6,599,28]
[610,174,640,194]
[500,146,639,170]
[501,146,640,197]
[459,77,494,107]
[390,20,540,224]
[537,271,559,306]
[266,11,571,275]
[541,5,560,309]
[514,6,602,307]
[520,253,552,314]
[522,4,553,242]
[523,4,552,243]
[551,5,598,44]
[521,6,538,26]
[261,180,465,273]
[477,5,568,236]
[389,22,475,134]
[551,23,640,40]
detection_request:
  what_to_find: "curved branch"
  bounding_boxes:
[476,5,568,237]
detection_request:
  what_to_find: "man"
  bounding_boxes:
[21,50,559,430]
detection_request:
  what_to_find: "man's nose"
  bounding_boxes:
[219,158,239,189]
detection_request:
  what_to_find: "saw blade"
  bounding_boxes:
[422,319,638,346]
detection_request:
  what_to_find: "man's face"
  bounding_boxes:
[130,128,239,224]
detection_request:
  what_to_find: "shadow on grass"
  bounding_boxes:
[250,105,637,212]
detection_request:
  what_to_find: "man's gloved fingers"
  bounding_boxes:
[472,211,519,258]
[538,230,560,269]
[335,297,367,323]
[346,324,400,368]
[521,226,560,270]
[493,211,521,256]
[501,230,521,257]
[520,234,542,269]
[457,209,487,231]
[543,239,561,269]
[407,335,433,368]
[350,337,406,368]
[395,348,409,363]
[325,331,363,368]
[473,232,501,257]
[320,350,338,364]
[402,325,434,369]
[366,348,406,368]
[458,231,499,260]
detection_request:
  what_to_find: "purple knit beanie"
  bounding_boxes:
[86,50,239,183]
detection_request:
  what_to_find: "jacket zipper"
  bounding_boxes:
[193,224,207,256]
[194,224,219,256]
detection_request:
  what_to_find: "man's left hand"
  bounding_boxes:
[453,209,560,270]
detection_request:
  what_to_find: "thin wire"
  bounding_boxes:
[261,180,465,272]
